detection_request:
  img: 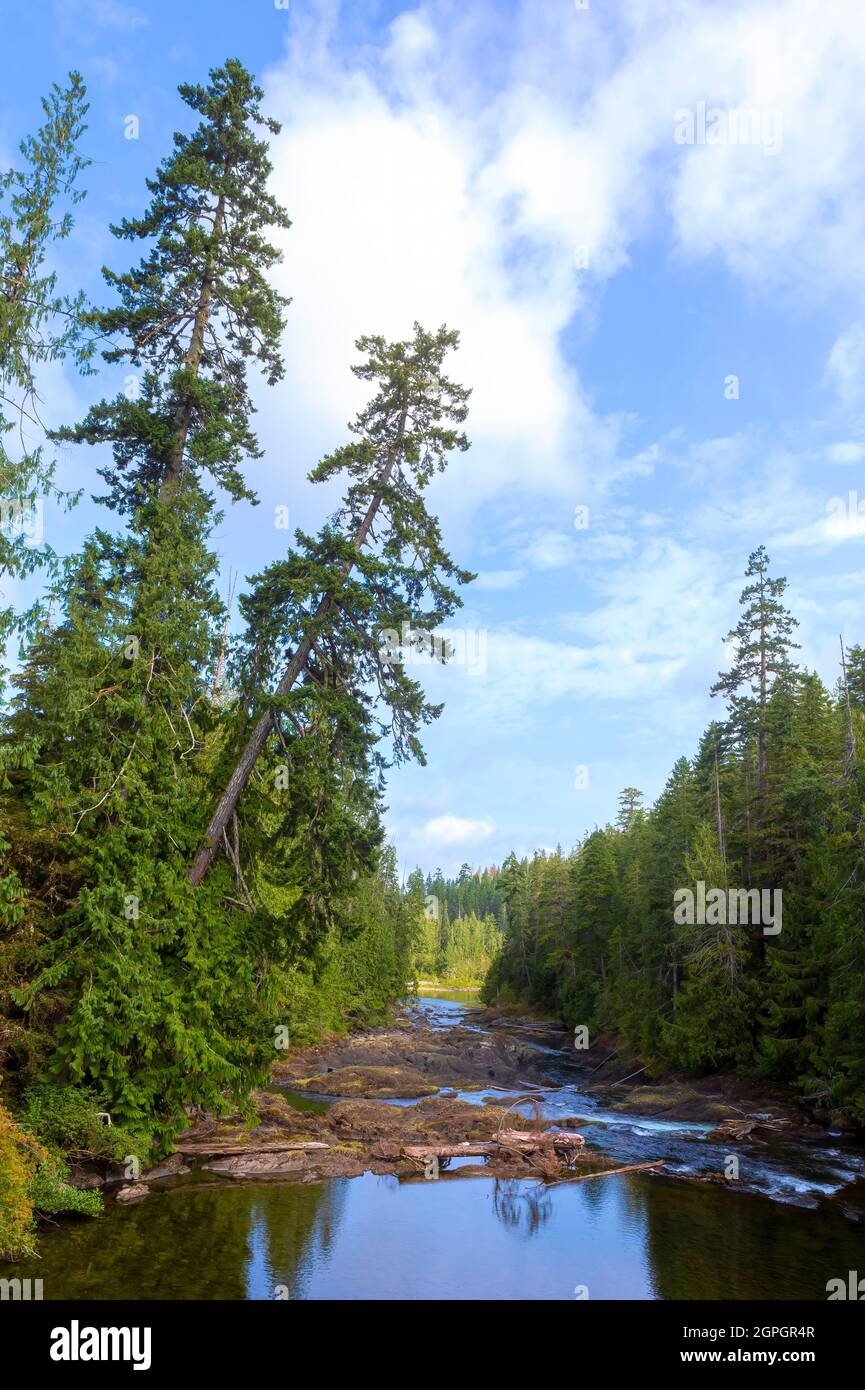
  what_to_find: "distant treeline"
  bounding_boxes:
[403,866,504,983]
[424,864,505,924]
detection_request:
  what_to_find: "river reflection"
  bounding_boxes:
[16,1160,865,1300]
[492,1179,553,1234]
[13,996,865,1299]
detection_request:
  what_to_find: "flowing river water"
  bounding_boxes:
[17,995,865,1300]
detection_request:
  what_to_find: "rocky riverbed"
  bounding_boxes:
[72,995,865,1212]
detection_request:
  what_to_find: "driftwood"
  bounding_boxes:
[707,1115,793,1143]
[402,1129,585,1162]
[545,1159,665,1187]
[606,1064,651,1088]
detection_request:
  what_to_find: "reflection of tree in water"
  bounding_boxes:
[251,1177,350,1298]
[625,1172,865,1300]
[492,1179,552,1235]
[17,1176,350,1300]
[15,1182,261,1299]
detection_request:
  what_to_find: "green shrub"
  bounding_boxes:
[0,1098,101,1261]
[20,1083,152,1168]
[29,1152,102,1218]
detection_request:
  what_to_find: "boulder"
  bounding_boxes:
[116,1183,150,1204]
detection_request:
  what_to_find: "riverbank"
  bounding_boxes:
[475,1009,835,1132]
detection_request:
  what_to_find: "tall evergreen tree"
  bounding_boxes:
[57,59,290,510]
[616,786,643,832]
[0,62,291,1143]
[711,546,800,828]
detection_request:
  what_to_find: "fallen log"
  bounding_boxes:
[175,1140,330,1157]
[402,1142,504,1160]
[545,1159,666,1187]
[498,1128,584,1148]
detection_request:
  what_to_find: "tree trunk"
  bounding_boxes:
[714,752,725,861]
[162,191,226,493]
[758,585,767,820]
[402,1130,585,1161]
[841,634,857,771]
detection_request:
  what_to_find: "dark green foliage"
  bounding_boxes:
[20,1082,149,1166]
[282,848,416,1043]
[27,1154,103,1220]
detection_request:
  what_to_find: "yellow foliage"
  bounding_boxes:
[0,1096,45,1260]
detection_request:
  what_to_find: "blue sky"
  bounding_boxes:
[3,0,865,875]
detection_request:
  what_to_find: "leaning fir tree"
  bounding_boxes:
[189,325,474,1007]
[190,322,474,885]
[1,61,292,1143]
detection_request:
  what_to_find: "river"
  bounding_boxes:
[16,996,865,1300]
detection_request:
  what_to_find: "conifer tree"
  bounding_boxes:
[495,852,535,995]
[711,546,799,824]
[190,323,472,885]
[57,59,290,510]
[567,830,618,1026]
[616,787,643,831]
[1,62,291,1142]
[0,72,90,659]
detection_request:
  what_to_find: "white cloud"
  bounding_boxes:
[407,535,730,737]
[258,37,618,518]
[825,324,865,406]
[825,442,865,464]
[517,529,577,571]
[252,0,865,536]
[423,813,494,847]
[474,568,525,590]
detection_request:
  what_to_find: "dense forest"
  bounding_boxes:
[0,62,470,1257]
[485,546,865,1127]
[406,866,504,984]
